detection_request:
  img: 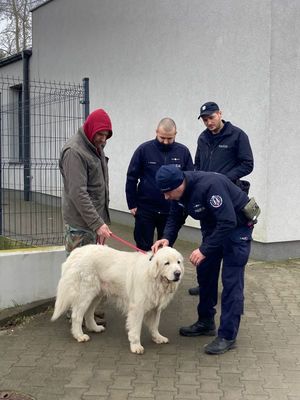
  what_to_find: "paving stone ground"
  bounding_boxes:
[1,223,300,400]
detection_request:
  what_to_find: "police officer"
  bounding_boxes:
[195,101,253,191]
[152,165,254,355]
[125,118,193,251]
[189,101,254,296]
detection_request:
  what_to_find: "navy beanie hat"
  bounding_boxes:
[156,165,184,193]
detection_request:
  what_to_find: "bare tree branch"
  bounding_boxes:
[0,0,46,59]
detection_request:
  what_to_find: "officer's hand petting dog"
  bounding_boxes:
[152,240,206,267]
[152,164,259,355]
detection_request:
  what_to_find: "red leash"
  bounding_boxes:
[98,232,147,254]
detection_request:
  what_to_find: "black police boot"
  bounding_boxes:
[188,286,200,296]
[204,337,236,355]
[179,319,216,337]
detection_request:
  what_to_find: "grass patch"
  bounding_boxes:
[0,303,54,331]
[0,314,34,330]
[0,236,35,250]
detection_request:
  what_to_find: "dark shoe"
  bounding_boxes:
[188,286,200,296]
[94,316,106,327]
[204,337,236,355]
[94,310,105,319]
[82,316,106,328]
[179,319,216,337]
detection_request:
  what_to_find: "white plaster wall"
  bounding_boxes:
[28,0,299,245]
[0,248,65,309]
[264,0,300,243]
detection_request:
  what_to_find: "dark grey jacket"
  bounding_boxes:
[59,127,110,232]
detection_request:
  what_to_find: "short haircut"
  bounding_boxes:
[157,118,176,132]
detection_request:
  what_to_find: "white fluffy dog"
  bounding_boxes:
[51,244,184,354]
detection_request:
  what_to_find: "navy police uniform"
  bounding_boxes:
[195,121,253,193]
[163,171,253,341]
[126,138,193,251]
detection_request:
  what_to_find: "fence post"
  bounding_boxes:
[23,50,31,201]
[82,77,90,119]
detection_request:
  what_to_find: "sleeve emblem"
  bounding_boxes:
[209,195,223,208]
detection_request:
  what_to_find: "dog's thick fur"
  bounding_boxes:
[51,244,184,354]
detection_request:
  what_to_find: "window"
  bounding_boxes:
[8,84,23,162]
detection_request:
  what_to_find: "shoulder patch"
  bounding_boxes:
[210,195,223,208]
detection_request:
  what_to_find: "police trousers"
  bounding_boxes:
[197,225,252,340]
[134,208,169,251]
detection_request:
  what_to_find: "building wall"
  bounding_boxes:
[0,60,23,78]
[5,0,300,253]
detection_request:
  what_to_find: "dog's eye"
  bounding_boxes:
[164,261,170,266]
[177,260,181,264]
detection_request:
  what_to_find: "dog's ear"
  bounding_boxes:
[148,254,161,279]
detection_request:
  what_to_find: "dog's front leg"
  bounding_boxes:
[145,309,169,344]
[126,304,144,354]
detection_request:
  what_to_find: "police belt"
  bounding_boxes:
[242,197,261,224]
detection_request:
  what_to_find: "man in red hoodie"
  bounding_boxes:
[59,108,113,253]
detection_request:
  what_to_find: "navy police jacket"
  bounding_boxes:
[126,139,193,213]
[194,121,253,182]
[163,171,250,256]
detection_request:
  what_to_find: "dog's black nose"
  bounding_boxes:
[174,270,181,281]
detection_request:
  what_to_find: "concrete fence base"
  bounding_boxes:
[0,247,65,310]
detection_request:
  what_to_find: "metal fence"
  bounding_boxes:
[0,75,89,248]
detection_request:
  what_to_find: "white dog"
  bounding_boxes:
[51,244,184,354]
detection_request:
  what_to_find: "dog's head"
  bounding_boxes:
[151,246,184,284]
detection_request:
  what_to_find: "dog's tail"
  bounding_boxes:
[51,278,72,321]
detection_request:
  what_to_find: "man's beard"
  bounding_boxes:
[156,141,174,152]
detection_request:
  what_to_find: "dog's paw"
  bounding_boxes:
[76,334,90,342]
[130,343,145,354]
[152,334,169,344]
[94,325,106,333]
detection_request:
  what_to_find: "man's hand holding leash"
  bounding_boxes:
[97,224,112,245]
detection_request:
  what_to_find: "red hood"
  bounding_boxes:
[83,109,113,142]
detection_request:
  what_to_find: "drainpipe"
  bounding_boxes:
[23,50,31,201]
